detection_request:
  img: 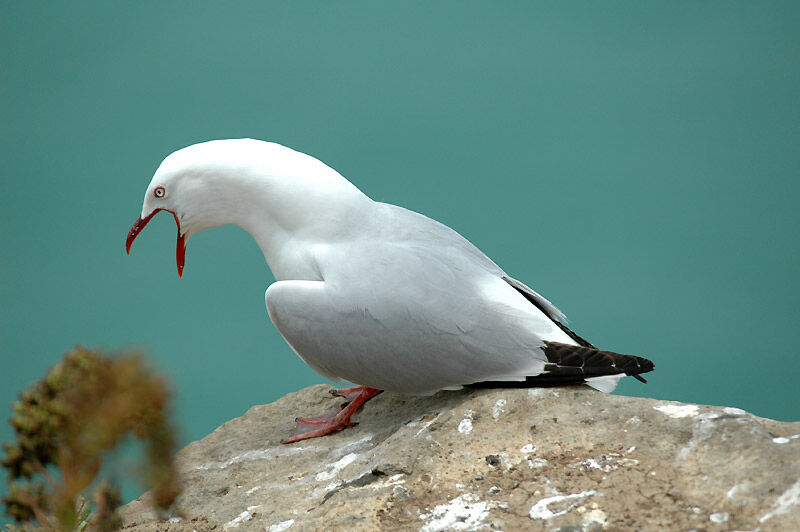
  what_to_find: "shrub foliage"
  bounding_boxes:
[2,347,181,530]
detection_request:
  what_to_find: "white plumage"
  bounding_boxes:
[128,139,649,399]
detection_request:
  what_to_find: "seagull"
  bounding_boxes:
[126,139,654,443]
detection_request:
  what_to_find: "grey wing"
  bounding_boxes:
[265,241,573,394]
[379,203,583,345]
[376,203,570,326]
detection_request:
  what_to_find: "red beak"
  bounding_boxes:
[126,209,188,278]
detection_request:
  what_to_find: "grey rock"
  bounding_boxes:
[119,385,800,531]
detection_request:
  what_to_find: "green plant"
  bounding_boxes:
[2,347,181,530]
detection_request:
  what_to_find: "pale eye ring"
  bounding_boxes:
[153,186,166,198]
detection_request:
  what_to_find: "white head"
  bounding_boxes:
[126,139,370,277]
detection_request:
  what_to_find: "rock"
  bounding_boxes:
[119,385,800,531]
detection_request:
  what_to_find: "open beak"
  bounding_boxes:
[126,209,188,278]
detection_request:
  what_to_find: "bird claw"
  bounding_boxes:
[282,386,382,443]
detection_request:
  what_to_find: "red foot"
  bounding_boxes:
[281,386,383,444]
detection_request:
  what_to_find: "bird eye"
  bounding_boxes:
[153,186,166,198]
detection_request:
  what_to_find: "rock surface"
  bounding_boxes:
[120,385,800,531]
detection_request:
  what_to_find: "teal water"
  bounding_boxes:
[2,1,799,521]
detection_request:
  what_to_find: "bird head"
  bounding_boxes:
[126,174,187,277]
[125,141,237,277]
[126,139,371,278]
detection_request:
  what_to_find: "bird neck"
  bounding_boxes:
[232,181,373,280]
[206,161,373,280]
[172,140,374,280]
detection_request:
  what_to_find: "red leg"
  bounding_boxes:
[282,386,383,444]
[329,385,374,403]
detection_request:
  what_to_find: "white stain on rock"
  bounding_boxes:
[224,505,259,529]
[625,416,642,426]
[529,490,597,519]
[583,508,607,526]
[676,412,720,462]
[582,458,603,471]
[369,474,407,491]
[528,458,548,469]
[492,399,506,421]
[266,519,295,532]
[327,435,374,460]
[527,388,547,399]
[195,446,307,471]
[654,404,699,418]
[458,410,475,434]
[311,481,341,498]
[520,443,535,454]
[759,478,800,523]
[411,413,442,437]
[709,512,729,523]
[727,481,749,499]
[578,454,637,473]
[723,407,746,416]
[315,453,358,481]
[420,493,489,531]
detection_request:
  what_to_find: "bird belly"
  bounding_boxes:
[265,279,549,393]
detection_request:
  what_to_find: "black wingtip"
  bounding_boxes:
[467,342,654,390]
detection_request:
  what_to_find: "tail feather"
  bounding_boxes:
[468,342,655,392]
[585,374,624,393]
[542,342,654,379]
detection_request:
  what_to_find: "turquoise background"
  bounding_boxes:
[2,1,799,517]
